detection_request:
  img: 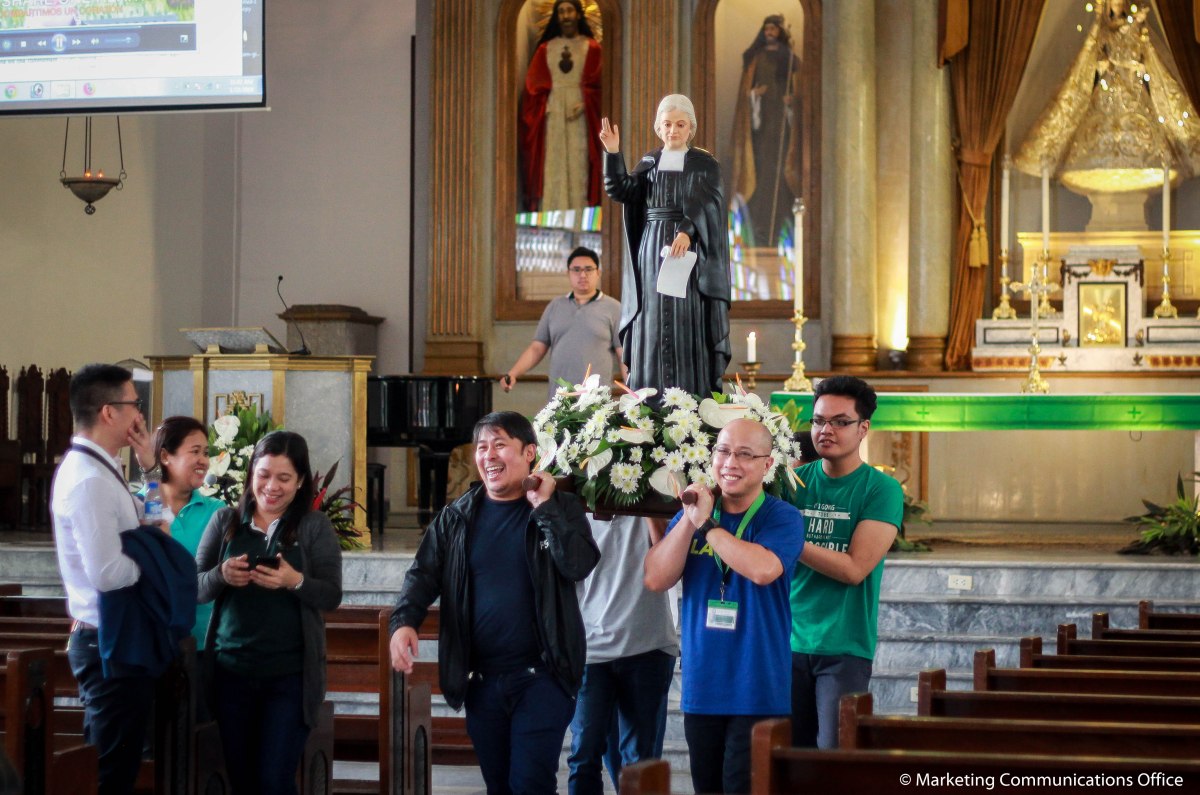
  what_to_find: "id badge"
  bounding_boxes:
[706,599,738,631]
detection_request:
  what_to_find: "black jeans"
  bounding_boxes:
[214,666,310,795]
[66,627,156,795]
[683,713,779,795]
[464,667,576,795]
[790,652,873,748]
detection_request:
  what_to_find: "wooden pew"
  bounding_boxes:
[1093,611,1200,641]
[321,606,431,795]
[0,646,97,795]
[1019,636,1200,672]
[839,692,1200,759]
[1058,623,1200,657]
[749,718,1200,795]
[1141,600,1200,631]
[617,759,671,795]
[918,668,1200,724]
[975,648,1200,696]
[397,606,475,768]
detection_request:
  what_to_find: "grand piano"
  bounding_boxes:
[367,375,493,525]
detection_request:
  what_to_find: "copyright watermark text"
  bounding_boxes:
[896,772,1185,789]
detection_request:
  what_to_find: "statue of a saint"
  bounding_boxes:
[519,0,603,213]
[600,95,731,397]
[731,14,802,247]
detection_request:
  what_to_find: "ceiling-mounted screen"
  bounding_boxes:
[0,0,264,115]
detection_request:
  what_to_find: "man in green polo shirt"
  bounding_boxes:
[788,375,903,748]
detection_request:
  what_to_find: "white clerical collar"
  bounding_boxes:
[658,148,687,172]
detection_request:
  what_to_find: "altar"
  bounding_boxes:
[771,390,1200,512]
[147,352,374,541]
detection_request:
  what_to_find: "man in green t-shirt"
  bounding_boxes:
[788,375,903,748]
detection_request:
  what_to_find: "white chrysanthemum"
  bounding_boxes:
[609,462,642,495]
[606,429,622,443]
[666,425,689,446]
[239,445,255,457]
[661,388,696,410]
[692,430,712,448]
[635,416,656,433]
[230,470,245,483]
[687,465,716,488]
[628,447,643,463]
[663,450,686,472]
[683,444,709,464]
[676,412,703,435]
[650,446,668,463]
[665,408,692,425]
[542,421,558,437]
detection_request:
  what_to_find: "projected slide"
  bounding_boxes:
[0,0,264,114]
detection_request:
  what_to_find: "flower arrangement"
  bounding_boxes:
[199,407,368,550]
[199,406,280,504]
[532,374,805,511]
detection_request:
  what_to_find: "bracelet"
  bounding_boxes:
[292,576,304,591]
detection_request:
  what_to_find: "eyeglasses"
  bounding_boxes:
[568,266,598,275]
[713,446,772,462]
[809,417,864,429]
[108,399,144,413]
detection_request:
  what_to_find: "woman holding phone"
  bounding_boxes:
[196,430,343,795]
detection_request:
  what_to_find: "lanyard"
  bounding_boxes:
[68,443,140,515]
[709,491,766,592]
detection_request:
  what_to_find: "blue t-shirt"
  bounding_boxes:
[671,493,805,715]
[468,495,541,673]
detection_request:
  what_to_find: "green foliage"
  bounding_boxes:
[894,491,932,552]
[312,460,368,551]
[1121,472,1200,556]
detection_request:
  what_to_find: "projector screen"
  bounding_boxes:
[0,0,264,115]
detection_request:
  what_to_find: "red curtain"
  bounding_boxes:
[1157,1,1200,114]
[943,0,1045,370]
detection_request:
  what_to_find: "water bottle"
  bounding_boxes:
[144,481,163,525]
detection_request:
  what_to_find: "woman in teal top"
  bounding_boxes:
[152,416,225,648]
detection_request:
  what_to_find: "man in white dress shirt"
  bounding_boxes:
[52,363,156,795]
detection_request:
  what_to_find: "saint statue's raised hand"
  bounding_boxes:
[599,117,619,154]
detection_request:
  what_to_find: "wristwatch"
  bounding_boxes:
[696,519,715,536]
[292,576,305,591]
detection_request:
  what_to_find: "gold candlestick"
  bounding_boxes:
[1154,247,1178,318]
[783,310,812,392]
[1010,253,1053,394]
[992,251,1017,320]
[1037,250,1059,318]
[741,361,762,392]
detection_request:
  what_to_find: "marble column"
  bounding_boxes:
[830,0,878,373]
[906,0,952,372]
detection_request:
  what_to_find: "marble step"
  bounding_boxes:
[876,632,1023,670]
[868,668,974,715]
[876,594,1200,637]
[881,559,1200,599]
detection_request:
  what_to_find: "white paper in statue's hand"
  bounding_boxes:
[656,246,698,298]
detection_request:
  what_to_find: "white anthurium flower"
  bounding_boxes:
[735,392,767,413]
[209,451,231,477]
[198,485,219,497]
[649,465,687,498]
[536,432,558,471]
[698,398,748,429]
[586,448,613,479]
[212,414,240,445]
[618,386,657,413]
[573,372,601,393]
[617,426,654,444]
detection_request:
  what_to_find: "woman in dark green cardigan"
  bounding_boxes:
[196,431,343,795]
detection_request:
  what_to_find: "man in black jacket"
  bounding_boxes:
[389,410,600,795]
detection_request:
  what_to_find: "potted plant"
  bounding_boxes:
[1121,472,1200,556]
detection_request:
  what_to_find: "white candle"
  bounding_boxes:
[1041,166,1051,254]
[1162,164,1171,256]
[747,332,757,362]
[1000,157,1011,277]
[793,204,805,314]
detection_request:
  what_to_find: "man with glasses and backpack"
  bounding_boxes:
[788,375,903,749]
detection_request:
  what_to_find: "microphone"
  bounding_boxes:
[203,473,219,488]
[276,275,311,355]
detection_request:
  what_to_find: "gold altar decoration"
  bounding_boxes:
[1079,283,1126,345]
[1010,251,1056,393]
[993,252,1018,319]
[1014,1,1200,194]
[1154,247,1179,318]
